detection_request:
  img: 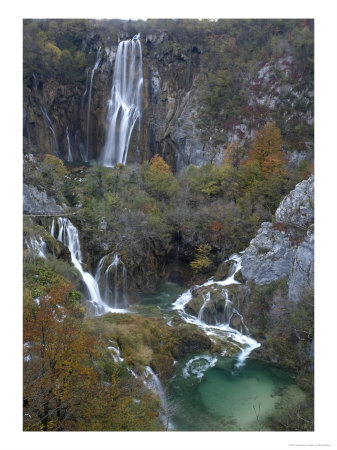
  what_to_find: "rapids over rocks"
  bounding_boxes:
[172,253,261,370]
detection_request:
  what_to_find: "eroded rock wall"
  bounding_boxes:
[241,175,314,302]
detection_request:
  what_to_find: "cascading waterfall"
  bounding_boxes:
[173,254,260,370]
[197,291,211,321]
[85,47,102,161]
[95,253,128,309]
[50,218,55,238]
[144,366,174,430]
[40,105,59,157]
[66,127,73,162]
[26,237,47,259]
[55,218,127,316]
[100,34,143,166]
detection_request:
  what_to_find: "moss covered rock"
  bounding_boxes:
[185,283,249,333]
[213,260,233,282]
[44,233,71,262]
[89,313,213,383]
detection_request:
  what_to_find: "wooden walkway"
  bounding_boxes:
[23,213,74,217]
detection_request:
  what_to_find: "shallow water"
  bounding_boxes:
[169,356,305,431]
[139,282,186,308]
[130,282,306,431]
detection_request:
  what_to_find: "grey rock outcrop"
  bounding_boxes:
[241,175,314,301]
[275,174,314,226]
[241,222,295,285]
[288,228,314,302]
[23,183,64,215]
[172,92,205,170]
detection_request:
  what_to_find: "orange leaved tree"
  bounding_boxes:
[143,154,179,200]
[245,122,285,177]
[23,279,98,430]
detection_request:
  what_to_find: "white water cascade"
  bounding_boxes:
[172,254,260,370]
[95,253,128,309]
[26,237,47,259]
[40,106,59,156]
[100,34,143,166]
[144,366,174,430]
[86,47,101,161]
[55,218,127,316]
[66,127,73,162]
[50,218,55,238]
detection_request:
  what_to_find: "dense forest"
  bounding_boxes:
[23,18,314,433]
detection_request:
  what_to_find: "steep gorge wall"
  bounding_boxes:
[23,28,203,169]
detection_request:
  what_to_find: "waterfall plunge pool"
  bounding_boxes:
[131,281,307,431]
[168,356,306,431]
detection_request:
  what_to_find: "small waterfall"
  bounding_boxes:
[66,127,73,162]
[100,34,143,166]
[198,291,211,321]
[107,341,124,363]
[74,129,86,162]
[95,253,128,309]
[86,47,101,161]
[55,218,125,316]
[40,105,59,157]
[172,254,260,369]
[50,218,55,238]
[27,237,47,259]
[144,366,174,430]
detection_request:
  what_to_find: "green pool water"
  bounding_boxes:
[129,282,186,318]
[168,356,305,431]
[132,282,307,431]
[139,282,186,307]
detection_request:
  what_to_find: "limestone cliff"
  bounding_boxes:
[23,20,314,171]
[241,174,314,301]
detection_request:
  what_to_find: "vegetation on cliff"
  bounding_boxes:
[24,119,312,290]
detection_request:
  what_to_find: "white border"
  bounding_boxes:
[1,1,337,449]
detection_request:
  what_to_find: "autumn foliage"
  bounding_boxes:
[245,122,285,177]
[23,265,161,431]
[143,154,179,200]
[149,154,171,173]
[190,244,212,272]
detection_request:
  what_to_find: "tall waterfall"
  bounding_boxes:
[100,34,143,166]
[55,218,127,316]
[86,47,101,161]
[173,254,260,369]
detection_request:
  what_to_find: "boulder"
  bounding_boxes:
[213,260,234,281]
[241,222,295,285]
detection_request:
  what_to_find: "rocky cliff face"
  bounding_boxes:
[241,174,314,301]
[23,183,65,215]
[23,21,314,171]
[183,175,314,371]
[23,29,203,169]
